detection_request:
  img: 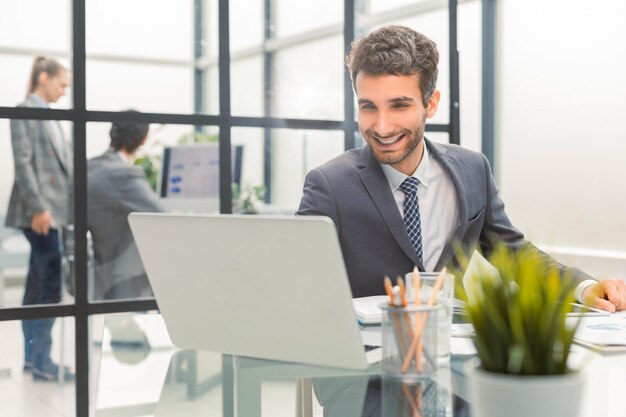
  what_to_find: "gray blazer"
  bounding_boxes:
[87,149,164,298]
[6,95,73,228]
[297,139,593,297]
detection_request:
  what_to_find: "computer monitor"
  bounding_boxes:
[157,143,243,212]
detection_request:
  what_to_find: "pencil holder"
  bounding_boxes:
[380,303,440,380]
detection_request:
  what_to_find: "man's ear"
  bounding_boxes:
[426,89,441,118]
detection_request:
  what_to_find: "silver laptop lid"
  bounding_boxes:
[128,213,369,370]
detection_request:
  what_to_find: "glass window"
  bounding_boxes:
[271,129,344,211]
[231,127,265,213]
[458,0,482,152]
[275,0,343,38]
[272,36,345,120]
[200,0,220,115]
[0,0,70,110]
[229,1,264,117]
[231,56,264,117]
[230,0,264,53]
[86,0,192,61]
[426,132,450,144]
[85,0,218,114]
[368,0,432,14]
[86,61,193,114]
[0,0,69,52]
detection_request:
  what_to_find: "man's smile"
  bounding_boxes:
[368,130,411,147]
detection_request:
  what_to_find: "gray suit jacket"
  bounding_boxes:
[297,139,593,297]
[87,149,163,298]
[6,95,73,228]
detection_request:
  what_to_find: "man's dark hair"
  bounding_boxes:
[345,25,439,106]
[109,111,149,154]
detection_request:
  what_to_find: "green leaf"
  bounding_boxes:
[462,241,581,375]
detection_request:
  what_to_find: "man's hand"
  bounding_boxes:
[31,210,53,235]
[582,279,626,313]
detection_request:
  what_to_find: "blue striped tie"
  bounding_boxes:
[399,176,424,268]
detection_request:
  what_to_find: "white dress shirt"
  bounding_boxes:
[380,143,595,301]
[380,144,459,271]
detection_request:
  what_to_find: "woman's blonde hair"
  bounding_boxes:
[27,56,66,96]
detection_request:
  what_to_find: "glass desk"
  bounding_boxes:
[94,313,626,417]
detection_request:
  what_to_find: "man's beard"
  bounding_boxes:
[364,127,423,166]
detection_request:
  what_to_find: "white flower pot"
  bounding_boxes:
[467,365,585,417]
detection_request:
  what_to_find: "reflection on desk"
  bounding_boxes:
[95,313,626,417]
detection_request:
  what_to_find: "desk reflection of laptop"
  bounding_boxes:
[157,143,242,213]
[128,214,382,370]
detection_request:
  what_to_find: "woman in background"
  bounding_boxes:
[5,56,73,382]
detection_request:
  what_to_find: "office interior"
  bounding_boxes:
[1,0,625,416]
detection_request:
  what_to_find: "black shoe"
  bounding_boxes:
[23,362,34,372]
[32,364,75,382]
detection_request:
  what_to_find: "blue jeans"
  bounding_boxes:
[22,228,62,372]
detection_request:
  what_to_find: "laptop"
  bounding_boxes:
[128,213,381,370]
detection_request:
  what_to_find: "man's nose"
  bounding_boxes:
[374,111,395,137]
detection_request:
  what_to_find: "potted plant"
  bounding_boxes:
[455,243,585,417]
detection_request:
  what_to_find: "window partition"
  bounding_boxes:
[0,1,464,415]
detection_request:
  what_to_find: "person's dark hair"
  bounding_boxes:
[345,25,439,106]
[27,56,66,95]
[109,111,149,154]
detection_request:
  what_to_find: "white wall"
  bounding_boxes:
[498,0,626,275]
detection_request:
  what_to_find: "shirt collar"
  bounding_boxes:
[380,143,431,191]
[114,148,134,165]
[28,93,49,109]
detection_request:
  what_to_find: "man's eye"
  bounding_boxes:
[360,104,376,111]
[392,103,409,109]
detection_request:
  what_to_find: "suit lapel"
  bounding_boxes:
[427,141,471,271]
[24,96,69,173]
[357,146,424,270]
[42,119,69,173]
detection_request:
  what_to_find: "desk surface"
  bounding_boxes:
[94,313,626,417]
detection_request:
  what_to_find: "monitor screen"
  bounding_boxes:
[159,143,242,199]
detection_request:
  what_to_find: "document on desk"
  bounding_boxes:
[352,295,387,325]
[572,311,626,352]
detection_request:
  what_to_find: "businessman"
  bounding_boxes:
[88,117,163,300]
[6,56,73,381]
[297,25,626,312]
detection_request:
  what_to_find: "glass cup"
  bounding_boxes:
[381,303,440,380]
[404,271,454,363]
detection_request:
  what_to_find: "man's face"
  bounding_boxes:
[355,73,440,175]
[40,69,71,103]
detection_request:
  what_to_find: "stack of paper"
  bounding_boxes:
[352,295,387,325]
[572,312,626,352]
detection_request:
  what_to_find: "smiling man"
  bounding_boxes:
[297,25,625,312]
